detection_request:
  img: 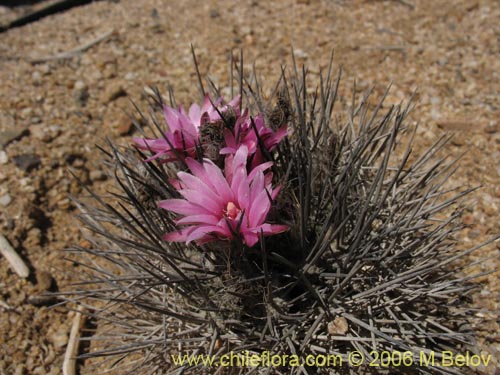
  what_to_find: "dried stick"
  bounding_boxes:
[0,235,29,278]
[63,305,86,375]
[28,29,116,64]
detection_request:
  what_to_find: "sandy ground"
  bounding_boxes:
[0,0,499,374]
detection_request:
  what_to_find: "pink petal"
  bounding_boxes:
[163,106,182,132]
[242,230,259,247]
[186,224,231,243]
[163,227,193,242]
[158,199,212,216]
[270,185,282,201]
[252,224,289,235]
[230,165,247,197]
[223,128,236,149]
[249,170,265,203]
[237,176,250,211]
[176,214,219,225]
[202,160,234,203]
[186,226,214,243]
[227,95,241,112]
[133,137,169,152]
[224,155,234,184]
[220,147,236,155]
[264,126,288,151]
[232,145,249,172]
[248,189,271,227]
[184,159,231,202]
[178,189,222,214]
[177,172,224,206]
[188,103,202,126]
[248,162,273,180]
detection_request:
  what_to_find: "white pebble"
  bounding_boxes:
[74,80,87,91]
[0,151,8,164]
[0,194,11,207]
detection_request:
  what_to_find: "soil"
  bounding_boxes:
[0,0,499,374]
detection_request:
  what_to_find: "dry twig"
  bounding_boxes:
[62,305,86,375]
[0,234,29,278]
[28,29,116,64]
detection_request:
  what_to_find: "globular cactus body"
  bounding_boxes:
[67,54,494,375]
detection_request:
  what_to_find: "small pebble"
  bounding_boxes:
[124,72,136,81]
[0,150,8,164]
[74,87,89,106]
[293,49,309,59]
[57,198,71,210]
[74,80,87,91]
[0,193,12,207]
[102,82,126,103]
[36,270,54,292]
[0,128,29,148]
[462,214,474,225]
[49,329,68,349]
[210,9,220,18]
[72,158,85,168]
[115,114,134,136]
[32,71,42,85]
[484,122,498,134]
[89,170,107,182]
[12,154,41,172]
[39,64,51,75]
[328,316,349,335]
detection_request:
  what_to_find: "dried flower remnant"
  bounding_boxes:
[160,146,288,246]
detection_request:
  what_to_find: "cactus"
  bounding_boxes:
[67,52,495,375]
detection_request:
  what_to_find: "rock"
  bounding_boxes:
[0,150,8,164]
[57,198,71,210]
[32,71,42,86]
[73,79,89,106]
[0,128,29,149]
[102,82,127,103]
[12,154,41,172]
[49,328,68,349]
[124,72,136,81]
[89,170,107,182]
[19,177,35,193]
[74,80,86,91]
[71,158,85,168]
[436,118,480,132]
[484,122,498,134]
[495,187,500,199]
[210,9,220,18]
[293,49,309,59]
[115,114,135,136]
[36,270,54,292]
[327,316,349,335]
[96,52,118,79]
[462,214,474,225]
[30,125,60,143]
[24,227,42,247]
[39,64,51,75]
[0,193,12,207]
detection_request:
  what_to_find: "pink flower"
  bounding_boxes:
[220,113,288,164]
[133,95,240,162]
[159,146,288,246]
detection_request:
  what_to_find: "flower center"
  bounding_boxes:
[225,202,240,220]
